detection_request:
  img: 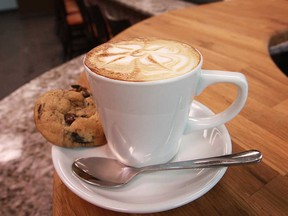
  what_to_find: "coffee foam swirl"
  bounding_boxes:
[85,38,200,82]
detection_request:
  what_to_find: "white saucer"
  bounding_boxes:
[52,101,232,213]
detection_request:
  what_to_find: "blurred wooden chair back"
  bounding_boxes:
[75,0,110,45]
[54,0,92,60]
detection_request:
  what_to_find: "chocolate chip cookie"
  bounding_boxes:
[34,85,106,147]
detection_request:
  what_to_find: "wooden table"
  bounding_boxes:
[53,0,288,215]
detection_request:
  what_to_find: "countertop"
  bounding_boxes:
[0,57,84,215]
[54,0,288,215]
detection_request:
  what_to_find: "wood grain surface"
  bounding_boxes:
[53,0,288,215]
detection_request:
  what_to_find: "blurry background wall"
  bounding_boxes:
[0,0,18,11]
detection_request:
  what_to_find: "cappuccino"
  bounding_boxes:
[84,37,201,82]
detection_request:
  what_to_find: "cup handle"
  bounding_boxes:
[184,69,248,134]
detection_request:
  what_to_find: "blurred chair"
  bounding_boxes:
[54,0,132,59]
[54,0,80,36]
[98,5,132,37]
[54,0,91,60]
[80,0,131,39]
[75,0,110,47]
[105,17,131,37]
[64,0,80,14]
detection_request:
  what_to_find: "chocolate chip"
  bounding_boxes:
[64,113,77,125]
[37,104,44,119]
[71,84,83,92]
[71,132,90,143]
[82,89,90,98]
[71,85,90,97]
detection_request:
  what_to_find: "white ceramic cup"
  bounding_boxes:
[84,50,248,167]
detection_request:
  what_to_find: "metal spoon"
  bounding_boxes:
[72,150,262,187]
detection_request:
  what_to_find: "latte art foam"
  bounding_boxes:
[84,38,201,82]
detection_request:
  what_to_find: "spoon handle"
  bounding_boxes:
[141,150,262,172]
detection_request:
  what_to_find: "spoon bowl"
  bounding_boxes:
[72,157,139,187]
[72,150,262,187]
